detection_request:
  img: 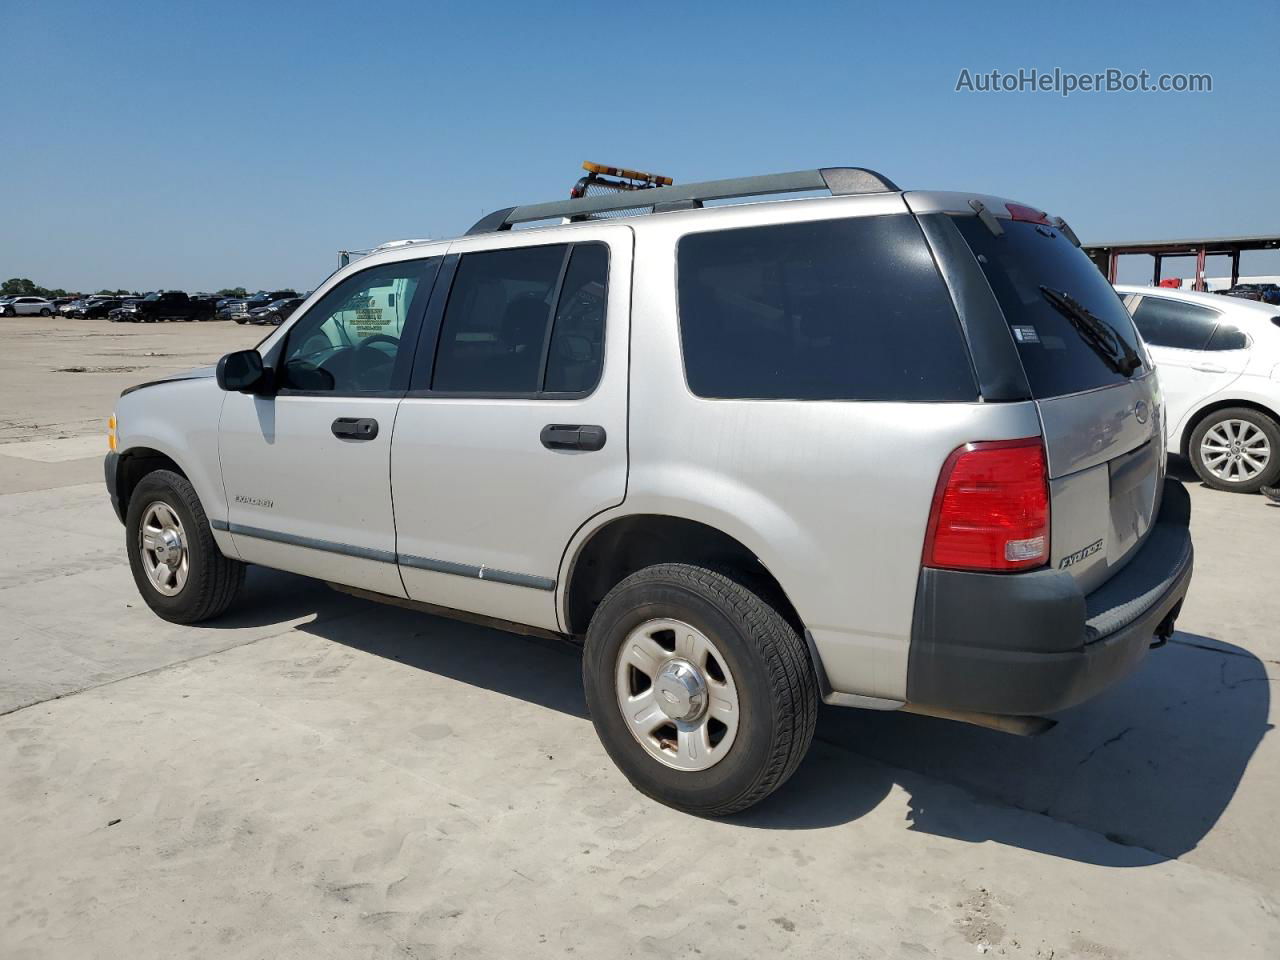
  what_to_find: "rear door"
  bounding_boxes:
[390,225,631,632]
[952,215,1161,592]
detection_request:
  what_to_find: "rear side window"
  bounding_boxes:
[676,216,976,401]
[431,242,608,395]
[955,217,1148,397]
[1129,296,1218,350]
[1205,323,1248,351]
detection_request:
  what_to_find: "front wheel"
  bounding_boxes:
[39,308,52,316]
[125,469,245,623]
[582,563,817,816]
[1189,407,1280,493]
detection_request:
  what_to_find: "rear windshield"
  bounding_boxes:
[676,215,977,402]
[954,216,1149,397]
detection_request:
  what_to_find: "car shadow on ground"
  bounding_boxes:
[256,568,1268,870]
[746,631,1270,870]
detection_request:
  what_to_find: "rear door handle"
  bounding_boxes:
[331,417,379,441]
[1192,363,1227,373]
[540,423,606,452]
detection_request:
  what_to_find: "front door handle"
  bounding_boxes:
[1192,363,1227,373]
[540,423,606,452]
[331,417,379,441]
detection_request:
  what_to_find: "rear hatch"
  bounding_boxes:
[951,212,1162,593]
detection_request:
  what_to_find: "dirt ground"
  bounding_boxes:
[1,316,1277,959]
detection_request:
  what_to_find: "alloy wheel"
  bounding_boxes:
[1200,418,1271,482]
[614,618,740,772]
[139,500,189,596]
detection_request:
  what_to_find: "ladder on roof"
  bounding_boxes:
[467,166,900,235]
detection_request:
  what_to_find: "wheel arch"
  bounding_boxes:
[560,512,807,642]
[1179,397,1280,457]
[114,446,189,519]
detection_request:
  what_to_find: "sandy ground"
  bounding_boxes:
[1,316,1277,958]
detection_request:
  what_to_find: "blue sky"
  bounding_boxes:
[5,0,1277,292]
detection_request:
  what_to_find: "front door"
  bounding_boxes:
[219,255,441,596]
[390,226,632,631]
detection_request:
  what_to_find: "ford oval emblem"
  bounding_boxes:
[1134,400,1149,424]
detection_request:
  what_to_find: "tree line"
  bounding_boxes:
[2,278,250,299]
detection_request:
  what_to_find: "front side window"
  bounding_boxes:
[1129,297,1219,350]
[430,242,609,395]
[676,215,976,401]
[279,259,436,392]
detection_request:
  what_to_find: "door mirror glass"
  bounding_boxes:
[216,349,269,393]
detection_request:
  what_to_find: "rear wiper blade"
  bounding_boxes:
[1039,286,1142,376]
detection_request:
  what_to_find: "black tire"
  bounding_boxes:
[582,563,817,816]
[125,469,245,623]
[39,308,52,316]
[1189,407,1280,494]
[1,306,13,317]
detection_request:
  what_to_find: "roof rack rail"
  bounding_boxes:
[465,166,900,235]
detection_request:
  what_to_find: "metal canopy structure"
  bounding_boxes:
[466,167,901,235]
[1083,234,1280,291]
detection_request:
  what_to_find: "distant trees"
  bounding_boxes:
[2,279,251,299]
[2,278,69,298]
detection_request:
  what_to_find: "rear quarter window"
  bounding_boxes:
[676,215,977,401]
[954,217,1148,398]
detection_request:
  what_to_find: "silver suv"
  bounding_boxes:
[105,168,1194,814]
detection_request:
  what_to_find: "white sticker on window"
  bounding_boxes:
[1012,325,1040,344]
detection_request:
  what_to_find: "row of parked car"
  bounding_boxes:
[1216,283,1280,305]
[1,290,306,326]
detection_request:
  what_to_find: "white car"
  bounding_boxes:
[1117,284,1280,492]
[1,296,57,317]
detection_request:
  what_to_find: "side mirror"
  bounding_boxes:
[216,350,270,394]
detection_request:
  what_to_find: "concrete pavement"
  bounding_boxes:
[1,318,1276,958]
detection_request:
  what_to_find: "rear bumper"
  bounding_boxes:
[905,478,1193,716]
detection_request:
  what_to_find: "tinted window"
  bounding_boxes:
[545,244,608,393]
[1130,297,1217,350]
[432,243,610,395]
[955,217,1148,397]
[279,259,435,392]
[1205,323,1248,351]
[676,216,976,401]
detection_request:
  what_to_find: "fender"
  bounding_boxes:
[556,465,823,636]
[114,377,231,548]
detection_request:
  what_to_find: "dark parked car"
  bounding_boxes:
[119,291,216,323]
[247,297,304,325]
[222,289,299,323]
[108,299,142,322]
[70,297,119,318]
[1223,284,1265,302]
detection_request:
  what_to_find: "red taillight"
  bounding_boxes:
[1005,202,1050,224]
[923,438,1050,572]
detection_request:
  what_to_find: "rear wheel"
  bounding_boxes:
[125,470,245,623]
[582,563,817,816]
[1189,407,1280,493]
